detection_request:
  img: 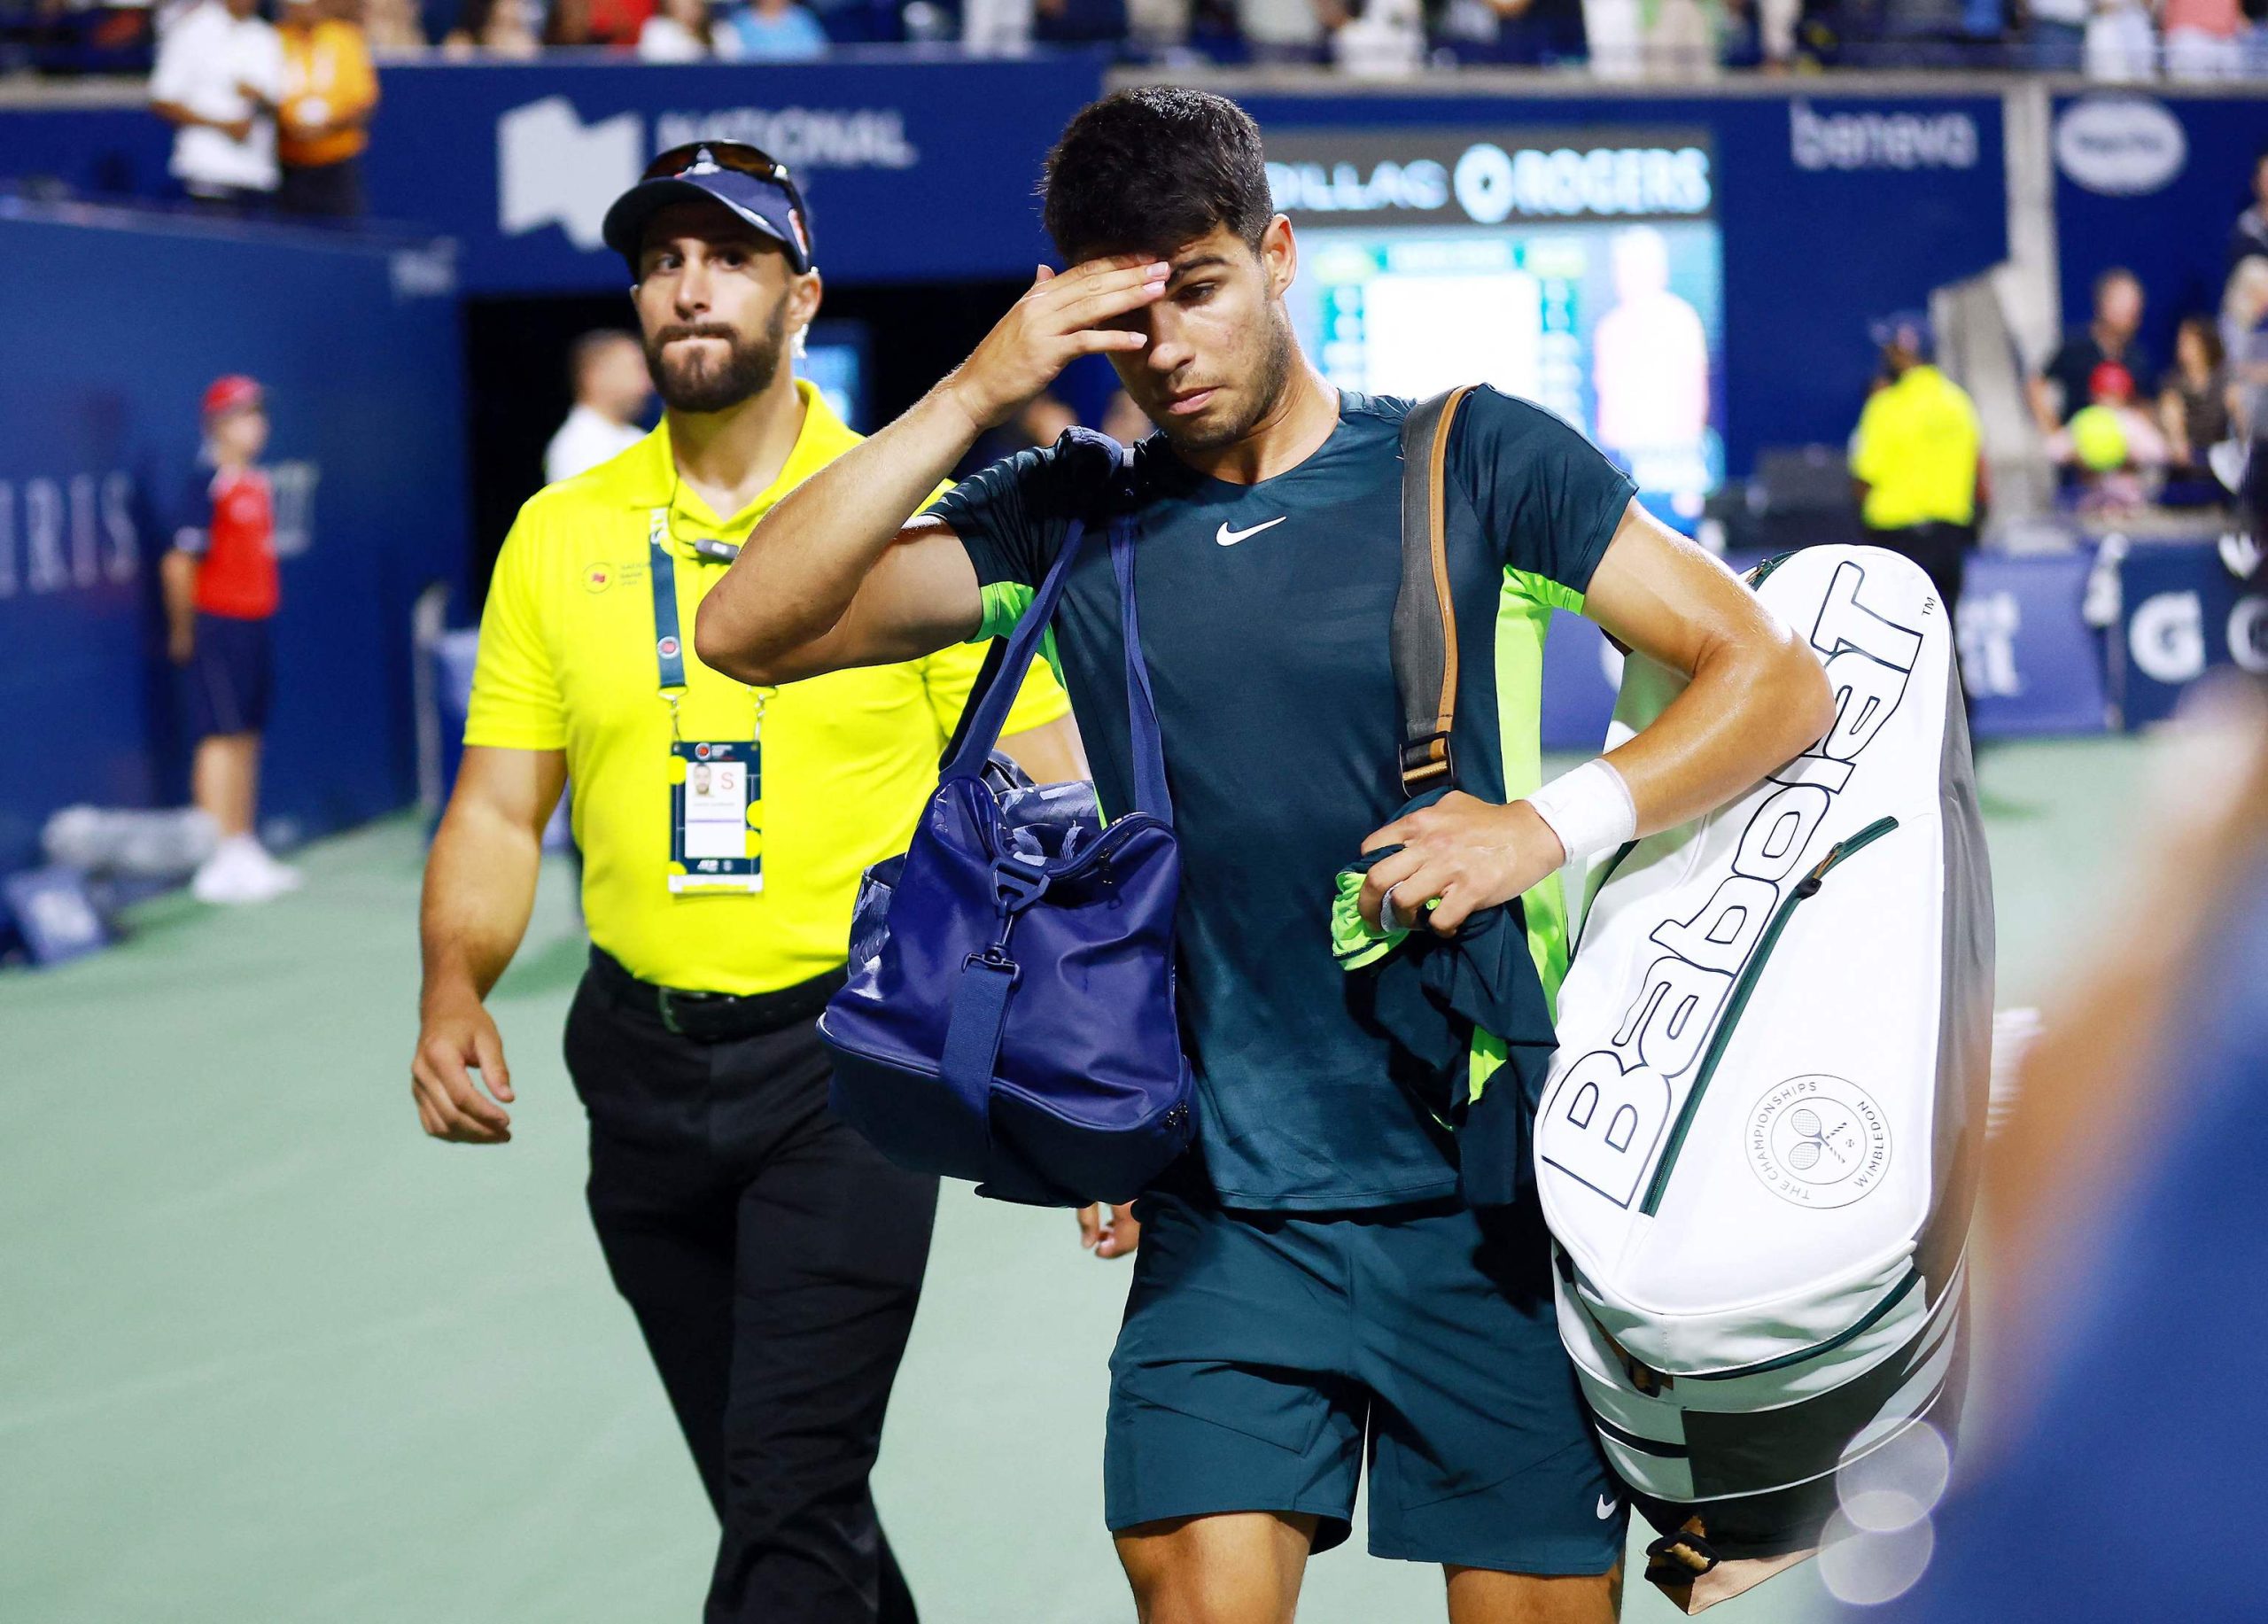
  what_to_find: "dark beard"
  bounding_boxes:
[1161,310,1296,454]
[644,298,788,414]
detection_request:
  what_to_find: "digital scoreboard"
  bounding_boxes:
[1269,128,1726,511]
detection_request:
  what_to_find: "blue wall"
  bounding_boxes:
[0,210,468,874]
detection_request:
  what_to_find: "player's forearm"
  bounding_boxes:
[696,386,981,683]
[1603,632,1834,840]
[418,797,543,1014]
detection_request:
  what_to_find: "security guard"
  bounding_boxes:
[1850,312,1985,626]
[410,143,1076,1624]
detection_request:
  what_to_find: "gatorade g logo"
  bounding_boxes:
[2127,591,2205,684]
[1541,560,1922,1208]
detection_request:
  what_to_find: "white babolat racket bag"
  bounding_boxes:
[1533,545,1992,1612]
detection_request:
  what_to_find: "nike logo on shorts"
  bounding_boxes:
[1216,517,1287,547]
[1596,1495,1619,1519]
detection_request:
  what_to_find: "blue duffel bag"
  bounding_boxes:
[819,436,1193,1207]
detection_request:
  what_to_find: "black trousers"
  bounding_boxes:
[1863,521,1973,623]
[564,961,938,1623]
[183,183,270,216]
[276,156,365,220]
[1864,522,1977,725]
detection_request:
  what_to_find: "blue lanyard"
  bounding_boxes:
[649,509,687,699]
[649,506,770,741]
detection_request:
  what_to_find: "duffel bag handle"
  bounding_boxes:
[943,436,1175,829]
[1109,504,1173,826]
[942,511,1094,786]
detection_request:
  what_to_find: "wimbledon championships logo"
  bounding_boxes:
[1746,1075,1891,1208]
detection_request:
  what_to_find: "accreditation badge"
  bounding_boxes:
[668,738,763,893]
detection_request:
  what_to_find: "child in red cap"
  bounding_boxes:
[163,375,301,904]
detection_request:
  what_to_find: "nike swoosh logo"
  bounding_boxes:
[1216,517,1287,547]
[1596,1496,1619,1519]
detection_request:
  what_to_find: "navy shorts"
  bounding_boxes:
[183,612,273,740]
[1105,1189,1627,1573]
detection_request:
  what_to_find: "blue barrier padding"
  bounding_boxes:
[1539,546,2119,752]
[433,628,481,819]
[1961,549,2110,738]
[2113,540,2268,729]
[0,208,468,875]
[431,628,571,852]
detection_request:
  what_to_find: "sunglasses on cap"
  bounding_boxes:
[602,140,815,275]
[643,141,799,191]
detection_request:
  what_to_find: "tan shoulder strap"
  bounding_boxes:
[1394,385,1476,796]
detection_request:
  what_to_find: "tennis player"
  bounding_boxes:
[697,90,1834,1624]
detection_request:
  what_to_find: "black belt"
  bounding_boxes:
[586,947,844,1043]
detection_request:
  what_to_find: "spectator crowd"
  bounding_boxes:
[8,0,2268,75]
[149,0,377,216]
[2023,151,2268,517]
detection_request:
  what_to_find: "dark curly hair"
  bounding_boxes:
[1040,88,1275,265]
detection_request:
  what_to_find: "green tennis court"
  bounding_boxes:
[1,736,2142,1623]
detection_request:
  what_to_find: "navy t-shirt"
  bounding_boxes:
[928,388,1634,1210]
[2043,332,2153,423]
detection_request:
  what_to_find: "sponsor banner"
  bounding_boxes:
[1540,548,2111,751]
[1786,97,1984,174]
[0,210,466,876]
[2114,539,2268,728]
[2053,94,2187,198]
[2051,92,2268,376]
[369,56,1107,292]
[1266,127,1714,229]
[1957,549,2109,737]
[1242,90,2004,478]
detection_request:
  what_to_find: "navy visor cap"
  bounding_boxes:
[602,142,815,276]
[1868,309,1934,361]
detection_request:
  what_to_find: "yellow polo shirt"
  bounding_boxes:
[464,382,1069,995]
[1850,364,1982,530]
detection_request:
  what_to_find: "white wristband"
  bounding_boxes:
[1520,758,1636,866]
